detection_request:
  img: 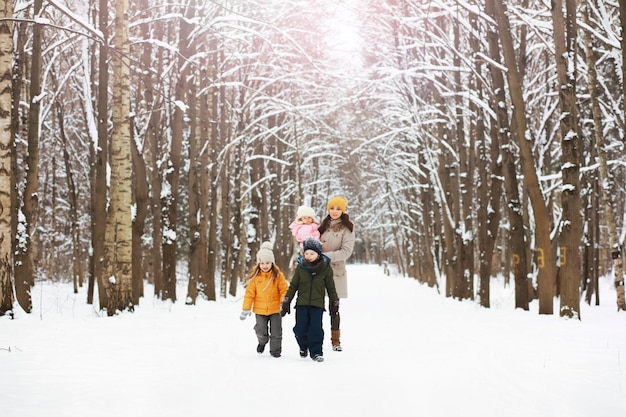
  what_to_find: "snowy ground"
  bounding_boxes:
[1,264,625,417]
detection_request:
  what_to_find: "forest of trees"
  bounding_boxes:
[0,0,624,319]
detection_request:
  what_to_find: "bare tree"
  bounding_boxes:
[493,0,557,314]
[0,0,14,316]
[551,0,582,318]
[585,0,625,310]
[484,0,529,310]
[14,0,44,313]
[88,0,109,308]
[56,101,83,294]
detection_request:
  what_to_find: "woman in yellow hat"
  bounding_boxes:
[318,195,355,351]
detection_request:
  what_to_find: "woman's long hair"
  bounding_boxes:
[319,212,354,235]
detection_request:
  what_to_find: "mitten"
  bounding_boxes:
[280,297,291,317]
[330,299,339,316]
[240,310,251,320]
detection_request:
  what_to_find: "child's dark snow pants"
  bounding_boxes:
[293,305,324,357]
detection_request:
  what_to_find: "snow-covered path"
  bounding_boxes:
[1,264,625,416]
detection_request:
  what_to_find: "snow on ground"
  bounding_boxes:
[1,264,625,417]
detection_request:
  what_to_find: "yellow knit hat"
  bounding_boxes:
[327,195,348,213]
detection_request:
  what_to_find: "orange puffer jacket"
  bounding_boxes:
[242,268,289,315]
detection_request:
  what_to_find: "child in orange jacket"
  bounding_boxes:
[240,242,289,357]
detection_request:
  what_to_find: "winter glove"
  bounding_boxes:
[280,297,291,317]
[240,310,251,320]
[329,299,339,316]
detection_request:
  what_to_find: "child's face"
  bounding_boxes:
[300,216,313,224]
[259,261,272,272]
[304,249,319,262]
[328,206,343,220]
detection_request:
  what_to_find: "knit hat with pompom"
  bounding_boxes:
[256,241,275,264]
[302,237,323,257]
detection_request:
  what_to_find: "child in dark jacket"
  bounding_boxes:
[281,237,339,362]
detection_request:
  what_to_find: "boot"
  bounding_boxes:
[331,330,342,351]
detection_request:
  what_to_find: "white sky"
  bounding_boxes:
[321,0,364,70]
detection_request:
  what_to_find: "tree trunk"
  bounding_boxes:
[187,73,200,305]
[144,13,163,296]
[230,128,245,295]
[196,59,211,300]
[439,142,457,298]
[271,114,291,275]
[620,0,626,135]
[485,0,529,310]
[552,0,582,318]
[219,92,232,299]
[88,0,109,308]
[15,0,45,313]
[419,152,437,288]
[493,0,557,314]
[586,1,625,310]
[57,103,84,294]
[161,1,195,302]
[102,0,134,315]
[203,41,219,301]
[131,128,147,304]
[0,0,14,315]
[454,15,474,301]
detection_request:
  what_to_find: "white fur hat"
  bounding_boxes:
[296,206,316,222]
[256,241,275,264]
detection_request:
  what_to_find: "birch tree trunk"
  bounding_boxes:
[620,0,626,132]
[0,0,14,316]
[493,0,557,314]
[102,0,133,315]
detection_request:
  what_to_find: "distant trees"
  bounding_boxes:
[354,0,624,317]
[0,0,624,318]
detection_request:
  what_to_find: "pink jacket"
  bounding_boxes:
[289,221,320,245]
